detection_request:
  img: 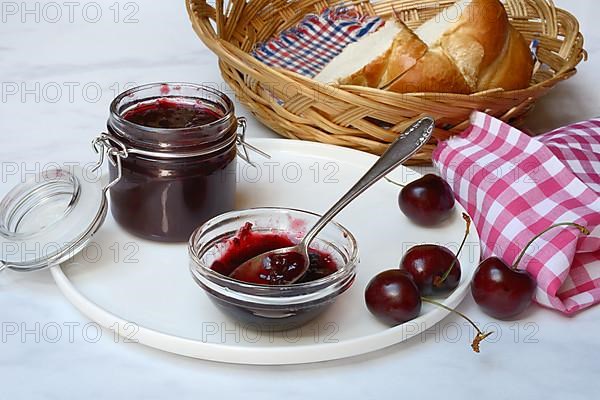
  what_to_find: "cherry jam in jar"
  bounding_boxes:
[106,83,239,242]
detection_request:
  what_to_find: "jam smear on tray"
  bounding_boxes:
[211,223,338,284]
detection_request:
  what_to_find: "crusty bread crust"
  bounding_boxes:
[438,0,510,88]
[384,48,472,94]
[376,24,429,87]
[477,25,535,91]
[320,0,533,94]
[341,22,428,88]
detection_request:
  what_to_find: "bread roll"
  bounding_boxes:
[314,21,403,87]
[341,22,428,87]
[476,25,535,91]
[383,48,472,94]
[314,0,534,94]
[417,0,509,89]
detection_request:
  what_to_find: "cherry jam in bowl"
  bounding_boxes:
[188,208,358,330]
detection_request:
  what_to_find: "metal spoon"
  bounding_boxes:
[229,117,435,285]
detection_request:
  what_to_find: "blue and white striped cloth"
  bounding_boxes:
[252,7,384,78]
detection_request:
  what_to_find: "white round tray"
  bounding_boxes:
[52,139,480,365]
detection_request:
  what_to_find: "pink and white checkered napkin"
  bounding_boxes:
[252,8,384,78]
[433,112,600,315]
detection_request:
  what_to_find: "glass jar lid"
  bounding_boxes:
[0,166,107,272]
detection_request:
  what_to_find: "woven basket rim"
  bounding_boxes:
[186,0,585,95]
[185,0,586,164]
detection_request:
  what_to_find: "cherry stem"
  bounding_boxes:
[384,176,405,188]
[512,222,590,271]
[422,297,493,353]
[435,213,471,287]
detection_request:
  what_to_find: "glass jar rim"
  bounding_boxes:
[109,82,236,135]
[188,207,359,296]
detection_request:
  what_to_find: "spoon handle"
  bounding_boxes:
[302,117,434,246]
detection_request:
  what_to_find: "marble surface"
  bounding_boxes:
[1,1,598,398]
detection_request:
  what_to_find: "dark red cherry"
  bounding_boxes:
[400,213,470,295]
[401,245,461,296]
[471,257,536,319]
[398,174,455,226]
[364,270,422,325]
[365,269,493,352]
[471,222,590,320]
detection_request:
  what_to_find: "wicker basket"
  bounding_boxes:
[186,0,585,164]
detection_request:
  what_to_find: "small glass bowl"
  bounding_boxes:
[188,208,359,331]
